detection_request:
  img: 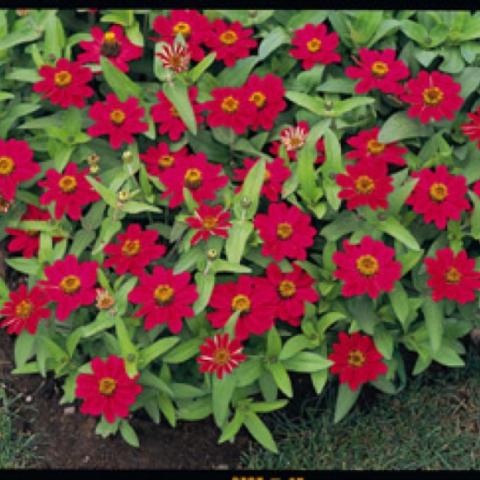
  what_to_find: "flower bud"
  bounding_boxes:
[122,151,133,163]
[118,190,129,202]
[95,289,115,310]
[240,196,252,209]
[207,248,218,261]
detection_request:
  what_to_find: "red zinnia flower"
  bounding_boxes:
[254,202,316,262]
[0,284,50,335]
[328,332,388,391]
[185,204,232,245]
[152,9,210,62]
[87,94,148,149]
[234,157,291,202]
[345,48,410,95]
[336,158,394,211]
[160,152,229,208]
[333,236,402,299]
[33,58,94,109]
[0,139,40,202]
[207,275,277,341]
[265,263,319,327]
[128,266,198,333]
[203,86,256,135]
[78,25,143,73]
[425,248,480,304]
[345,127,407,167]
[401,70,463,123]
[140,143,189,179]
[204,19,257,67]
[75,355,142,424]
[406,166,470,229]
[244,74,287,131]
[156,42,191,73]
[290,23,341,70]
[6,205,54,258]
[39,163,100,221]
[461,106,480,149]
[41,255,98,321]
[151,87,203,141]
[197,333,246,379]
[103,223,166,276]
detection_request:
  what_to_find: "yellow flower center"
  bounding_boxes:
[59,275,82,294]
[0,156,14,175]
[54,70,73,87]
[366,139,386,155]
[159,154,175,169]
[184,168,203,189]
[278,280,297,299]
[231,294,251,313]
[445,266,462,284]
[101,31,121,57]
[213,347,231,366]
[371,61,389,77]
[121,239,141,257]
[219,29,239,45]
[356,254,379,277]
[422,86,444,106]
[15,300,33,318]
[221,95,239,113]
[276,222,293,240]
[429,182,448,202]
[58,175,78,193]
[347,349,366,367]
[249,90,267,108]
[173,21,191,38]
[169,105,180,117]
[110,109,126,126]
[103,31,117,44]
[290,136,303,149]
[306,37,322,53]
[202,215,218,230]
[354,175,376,194]
[264,169,272,181]
[154,284,174,305]
[98,377,117,396]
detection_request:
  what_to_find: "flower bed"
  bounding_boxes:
[1,9,480,452]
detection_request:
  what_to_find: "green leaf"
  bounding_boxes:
[140,370,173,397]
[282,352,332,373]
[14,331,36,368]
[138,337,180,369]
[44,13,65,59]
[388,283,410,328]
[114,316,138,377]
[218,409,245,444]
[267,363,293,398]
[5,258,40,276]
[332,97,375,116]
[377,217,421,251]
[225,221,254,264]
[189,52,217,83]
[244,413,278,454]
[251,400,288,413]
[378,111,432,143]
[278,334,311,361]
[432,344,465,367]
[373,325,394,360]
[234,157,266,219]
[285,90,326,116]
[86,176,117,208]
[266,327,282,356]
[334,384,361,423]
[422,298,444,354]
[121,201,161,214]
[400,20,428,45]
[258,26,289,59]
[162,338,203,364]
[470,192,480,240]
[100,56,142,101]
[287,11,328,30]
[163,80,197,135]
[193,272,215,314]
[0,26,42,50]
[216,56,260,87]
[212,373,236,427]
[69,229,95,257]
[311,369,329,395]
[119,421,139,448]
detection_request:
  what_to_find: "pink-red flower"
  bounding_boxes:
[234,157,291,202]
[185,204,232,245]
[265,263,319,327]
[87,94,148,149]
[151,87,203,141]
[197,333,246,379]
[345,48,410,95]
[152,10,210,62]
[207,275,277,341]
[78,25,143,73]
[0,284,50,335]
[328,332,388,390]
[39,163,100,221]
[333,236,402,299]
[128,266,198,333]
[425,248,480,304]
[345,127,407,167]
[244,74,287,131]
[254,203,316,262]
[406,166,470,229]
[461,106,480,149]
[103,224,166,276]
[41,255,98,321]
[0,139,40,202]
[33,58,94,108]
[290,23,341,70]
[140,143,189,179]
[336,158,394,211]
[6,205,54,258]
[401,70,463,123]
[203,86,256,135]
[156,42,191,73]
[75,355,142,423]
[204,19,257,67]
[160,152,229,208]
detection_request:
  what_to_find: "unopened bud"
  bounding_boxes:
[324,100,333,111]
[118,190,129,202]
[0,196,12,214]
[89,164,99,174]
[16,9,30,16]
[87,153,100,166]
[95,288,115,310]
[240,196,252,209]
[207,248,218,261]
[122,151,133,163]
